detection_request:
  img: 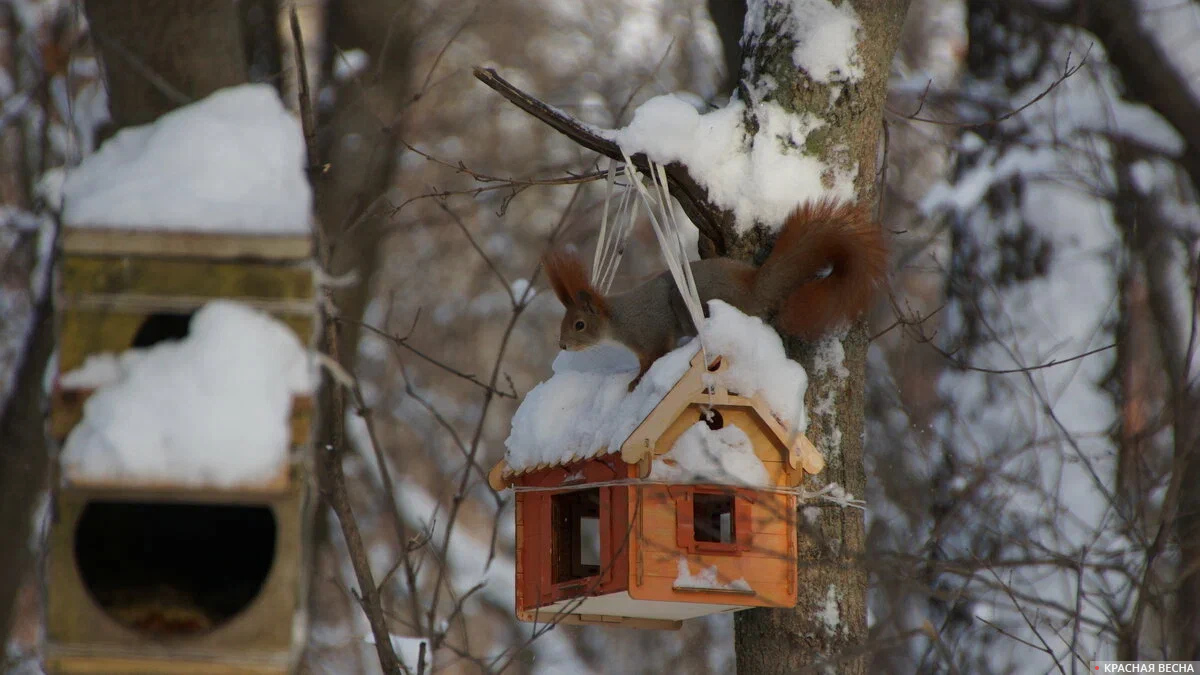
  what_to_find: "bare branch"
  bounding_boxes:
[472,66,733,253]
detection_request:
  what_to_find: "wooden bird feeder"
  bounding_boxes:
[46,225,317,674]
[490,351,823,630]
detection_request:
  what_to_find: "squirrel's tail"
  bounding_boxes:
[753,199,888,339]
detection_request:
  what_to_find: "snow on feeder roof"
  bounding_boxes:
[49,84,312,237]
[492,301,824,488]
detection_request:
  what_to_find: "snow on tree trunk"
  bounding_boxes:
[729,2,910,673]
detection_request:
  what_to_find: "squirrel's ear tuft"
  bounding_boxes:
[542,250,579,307]
[542,249,609,315]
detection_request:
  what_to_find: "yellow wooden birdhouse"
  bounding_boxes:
[491,327,823,630]
[45,224,318,675]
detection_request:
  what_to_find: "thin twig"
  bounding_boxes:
[435,200,514,304]
[888,48,1091,128]
[88,30,191,106]
[292,13,406,671]
[289,8,321,177]
[933,341,1117,375]
[416,6,478,99]
[345,317,517,398]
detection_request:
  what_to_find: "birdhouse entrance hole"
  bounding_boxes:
[701,408,724,430]
[551,488,601,583]
[131,311,194,347]
[73,500,277,637]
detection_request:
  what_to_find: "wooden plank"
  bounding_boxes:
[743,392,824,476]
[641,549,792,583]
[57,310,314,373]
[46,477,309,654]
[602,485,631,595]
[63,293,316,317]
[62,256,314,304]
[630,576,794,609]
[620,352,709,464]
[56,465,303,502]
[59,467,292,497]
[46,652,289,675]
[515,609,682,631]
[62,227,312,261]
[510,454,624,488]
[637,495,792,537]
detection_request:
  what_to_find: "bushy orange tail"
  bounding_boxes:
[754,199,888,339]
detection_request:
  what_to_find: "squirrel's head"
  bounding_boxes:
[542,250,611,351]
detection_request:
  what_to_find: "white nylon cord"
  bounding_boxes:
[619,150,711,372]
[591,158,618,284]
[591,160,638,295]
[600,189,638,291]
[508,478,865,510]
[597,180,634,293]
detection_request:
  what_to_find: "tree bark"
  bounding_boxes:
[0,291,54,653]
[83,0,247,129]
[311,0,417,381]
[732,2,910,673]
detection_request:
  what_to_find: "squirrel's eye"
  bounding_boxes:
[574,320,585,331]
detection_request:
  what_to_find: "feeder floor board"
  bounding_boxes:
[525,592,741,624]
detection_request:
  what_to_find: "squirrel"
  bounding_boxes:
[542,199,888,389]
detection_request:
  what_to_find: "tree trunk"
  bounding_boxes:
[732,2,910,673]
[0,292,54,653]
[83,0,247,129]
[311,0,416,381]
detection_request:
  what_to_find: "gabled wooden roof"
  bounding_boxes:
[489,352,823,490]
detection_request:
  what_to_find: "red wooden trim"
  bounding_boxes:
[511,454,623,489]
[601,483,630,596]
[599,487,614,585]
[517,492,556,611]
[519,477,634,607]
[675,490,694,552]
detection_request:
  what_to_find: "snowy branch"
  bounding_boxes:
[472,66,734,254]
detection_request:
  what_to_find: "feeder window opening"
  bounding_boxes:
[694,492,735,545]
[551,488,601,583]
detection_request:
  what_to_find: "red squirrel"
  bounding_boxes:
[543,199,888,388]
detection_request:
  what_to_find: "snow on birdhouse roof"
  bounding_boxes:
[58,300,316,488]
[49,84,312,235]
[498,301,819,485]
